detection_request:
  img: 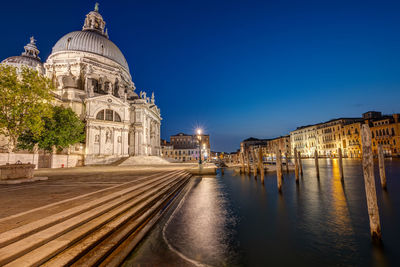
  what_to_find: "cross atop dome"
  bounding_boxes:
[82,3,108,38]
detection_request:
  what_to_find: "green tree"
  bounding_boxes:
[0,65,53,151]
[18,106,85,152]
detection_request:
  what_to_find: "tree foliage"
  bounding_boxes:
[18,105,85,152]
[0,65,53,151]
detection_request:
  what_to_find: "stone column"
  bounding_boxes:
[138,131,142,156]
[120,128,123,155]
[85,125,91,155]
[99,127,102,155]
[112,128,115,155]
[128,129,134,156]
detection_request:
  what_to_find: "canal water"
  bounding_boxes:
[123,159,400,266]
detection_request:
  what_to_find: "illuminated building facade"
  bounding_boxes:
[289,112,400,158]
[1,5,161,166]
[161,133,211,162]
[370,114,400,156]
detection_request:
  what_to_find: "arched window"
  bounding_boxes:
[95,109,122,122]
[114,112,121,122]
[105,109,113,121]
[96,110,104,120]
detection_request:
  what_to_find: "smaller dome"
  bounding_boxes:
[1,37,44,73]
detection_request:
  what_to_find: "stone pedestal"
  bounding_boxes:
[0,163,35,180]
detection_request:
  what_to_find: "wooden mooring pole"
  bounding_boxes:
[276,147,282,192]
[240,152,245,174]
[258,148,265,184]
[315,150,320,179]
[252,149,258,178]
[246,151,251,174]
[361,124,382,241]
[378,144,387,190]
[294,148,299,183]
[338,147,344,181]
[298,151,303,177]
[285,152,289,173]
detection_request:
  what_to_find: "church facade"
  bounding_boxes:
[1,4,161,165]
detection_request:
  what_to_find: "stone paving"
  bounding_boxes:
[0,165,193,234]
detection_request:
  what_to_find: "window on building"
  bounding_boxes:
[96,110,104,120]
[105,109,113,121]
[114,113,121,122]
[96,109,122,123]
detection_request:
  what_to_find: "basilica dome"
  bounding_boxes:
[1,37,44,73]
[50,4,129,72]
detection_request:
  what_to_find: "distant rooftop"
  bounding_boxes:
[171,132,209,137]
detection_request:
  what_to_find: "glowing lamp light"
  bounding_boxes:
[197,129,202,135]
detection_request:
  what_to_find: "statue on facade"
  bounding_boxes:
[104,81,112,94]
[88,79,95,97]
[105,130,111,143]
[66,63,72,74]
[140,91,147,101]
[98,78,104,93]
[85,64,93,75]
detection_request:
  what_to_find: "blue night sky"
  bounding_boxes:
[1,0,400,152]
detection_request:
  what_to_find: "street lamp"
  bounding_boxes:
[197,129,202,165]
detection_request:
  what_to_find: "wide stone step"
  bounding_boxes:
[0,171,188,266]
[0,170,168,230]
[0,169,185,249]
[97,177,191,267]
[96,179,191,267]
[4,173,190,267]
[42,174,190,267]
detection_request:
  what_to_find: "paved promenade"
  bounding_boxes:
[0,165,192,234]
[0,166,192,266]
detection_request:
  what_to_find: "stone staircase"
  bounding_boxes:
[0,169,191,266]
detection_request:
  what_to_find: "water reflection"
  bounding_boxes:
[163,177,237,266]
[125,159,400,266]
[331,159,353,233]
